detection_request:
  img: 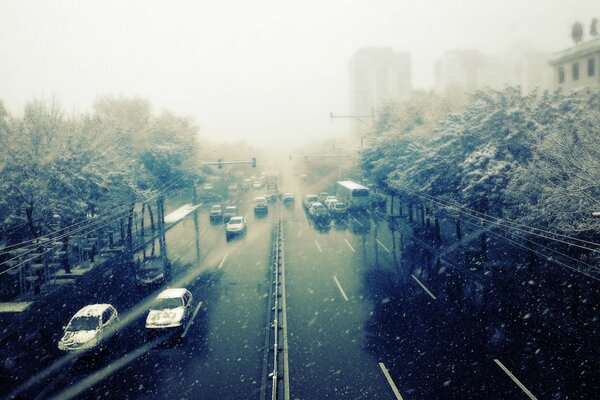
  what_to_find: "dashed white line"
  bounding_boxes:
[379,362,404,400]
[494,359,538,400]
[181,301,203,338]
[333,275,349,301]
[296,229,303,238]
[343,238,355,253]
[410,274,437,300]
[172,254,181,262]
[376,239,390,253]
[314,240,322,253]
[218,253,228,269]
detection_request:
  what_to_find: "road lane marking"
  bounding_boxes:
[376,239,390,253]
[172,254,181,262]
[314,240,322,253]
[494,359,538,400]
[200,228,207,235]
[296,229,303,238]
[333,275,349,301]
[218,253,228,269]
[411,274,437,300]
[181,301,203,338]
[379,362,404,400]
[344,238,355,253]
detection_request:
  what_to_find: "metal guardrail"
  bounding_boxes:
[260,204,290,400]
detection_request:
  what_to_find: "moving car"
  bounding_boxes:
[135,257,167,287]
[209,204,223,222]
[226,216,247,238]
[58,304,119,352]
[308,202,329,220]
[282,193,295,206]
[145,288,193,333]
[223,206,238,223]
[254,196,268,214]
[303,194,319,211]
[324,196,338,209]
[318,192,329,203]
[331,202,348,217]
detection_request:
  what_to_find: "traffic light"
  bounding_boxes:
[251,157,256,168]
[218,159,223,169]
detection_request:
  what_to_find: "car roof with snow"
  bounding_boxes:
[156,288,188,299]
[73,304,114,318]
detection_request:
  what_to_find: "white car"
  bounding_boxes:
[58,304,119,352]
[226,216,247,238]
[145,288,193,332]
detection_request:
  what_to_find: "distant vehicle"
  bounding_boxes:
[58,304,119,352]
[303,194,319,211]
[265,191,279,203]
[252,181,263,189]
[203,183,214,191]
[308,202,329,220]
[209,204,223,222]
[336,181,370,210]
[318,192,329,203]
[226,216,247,238]
[228,183,239,192]
[254,196,268,214]
[301,174,307,181]
[135,257,168,287]
[282,193,295,205]
[242,178,252,190]
[145,288,193,333]
[266,174,279,191]
[331,202,347,217]
[223,206,238,223]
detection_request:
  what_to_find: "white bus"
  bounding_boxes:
[336,181,370,210]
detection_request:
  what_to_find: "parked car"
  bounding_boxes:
[330,202,348,217]
[308,202,329,220]
[226,216,247,238]
[145,288,193,333]
[58,304,119,352]
[303,194,319,211]
[254,197,268,215]
[209,204,223,222]
[223,206,238,223]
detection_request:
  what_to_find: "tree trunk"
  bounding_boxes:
[140,203,146,237]
[455,219,462,241]
[408,203,413,223]
[126,203,134,250]
[26,205,37,239]
[147,204,155,232]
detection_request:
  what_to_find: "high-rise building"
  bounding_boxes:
[349,48,411,136]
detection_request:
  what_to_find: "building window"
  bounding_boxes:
[572,62,580,80]
[558,67,565,84]
[588,58,596,77]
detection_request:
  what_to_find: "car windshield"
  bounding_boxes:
[151,298,183,310]
[211,205,221,211]
[138,267,161,278]
[68,316,99,331]
[229,217,243,224]
[335,203,346,209]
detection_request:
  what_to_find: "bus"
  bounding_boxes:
[336,181,370,210]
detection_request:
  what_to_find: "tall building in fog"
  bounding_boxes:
[434,46,551,94]
[349,48,411,135]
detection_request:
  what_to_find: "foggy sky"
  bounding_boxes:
[0,0,598,151]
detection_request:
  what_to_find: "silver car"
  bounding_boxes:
[58,304,119,352]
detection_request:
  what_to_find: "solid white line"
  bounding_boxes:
[218,253,228,269]
[314,240,322,253]
[376,239,391,253]
[181,301,203,338]
[333,275,349,301]
[379,362,404,400]
[344,238,355,253]
[411,274,437,300]
[494,359,538,400]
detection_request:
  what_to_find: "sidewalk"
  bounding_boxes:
[0,204,200,316]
